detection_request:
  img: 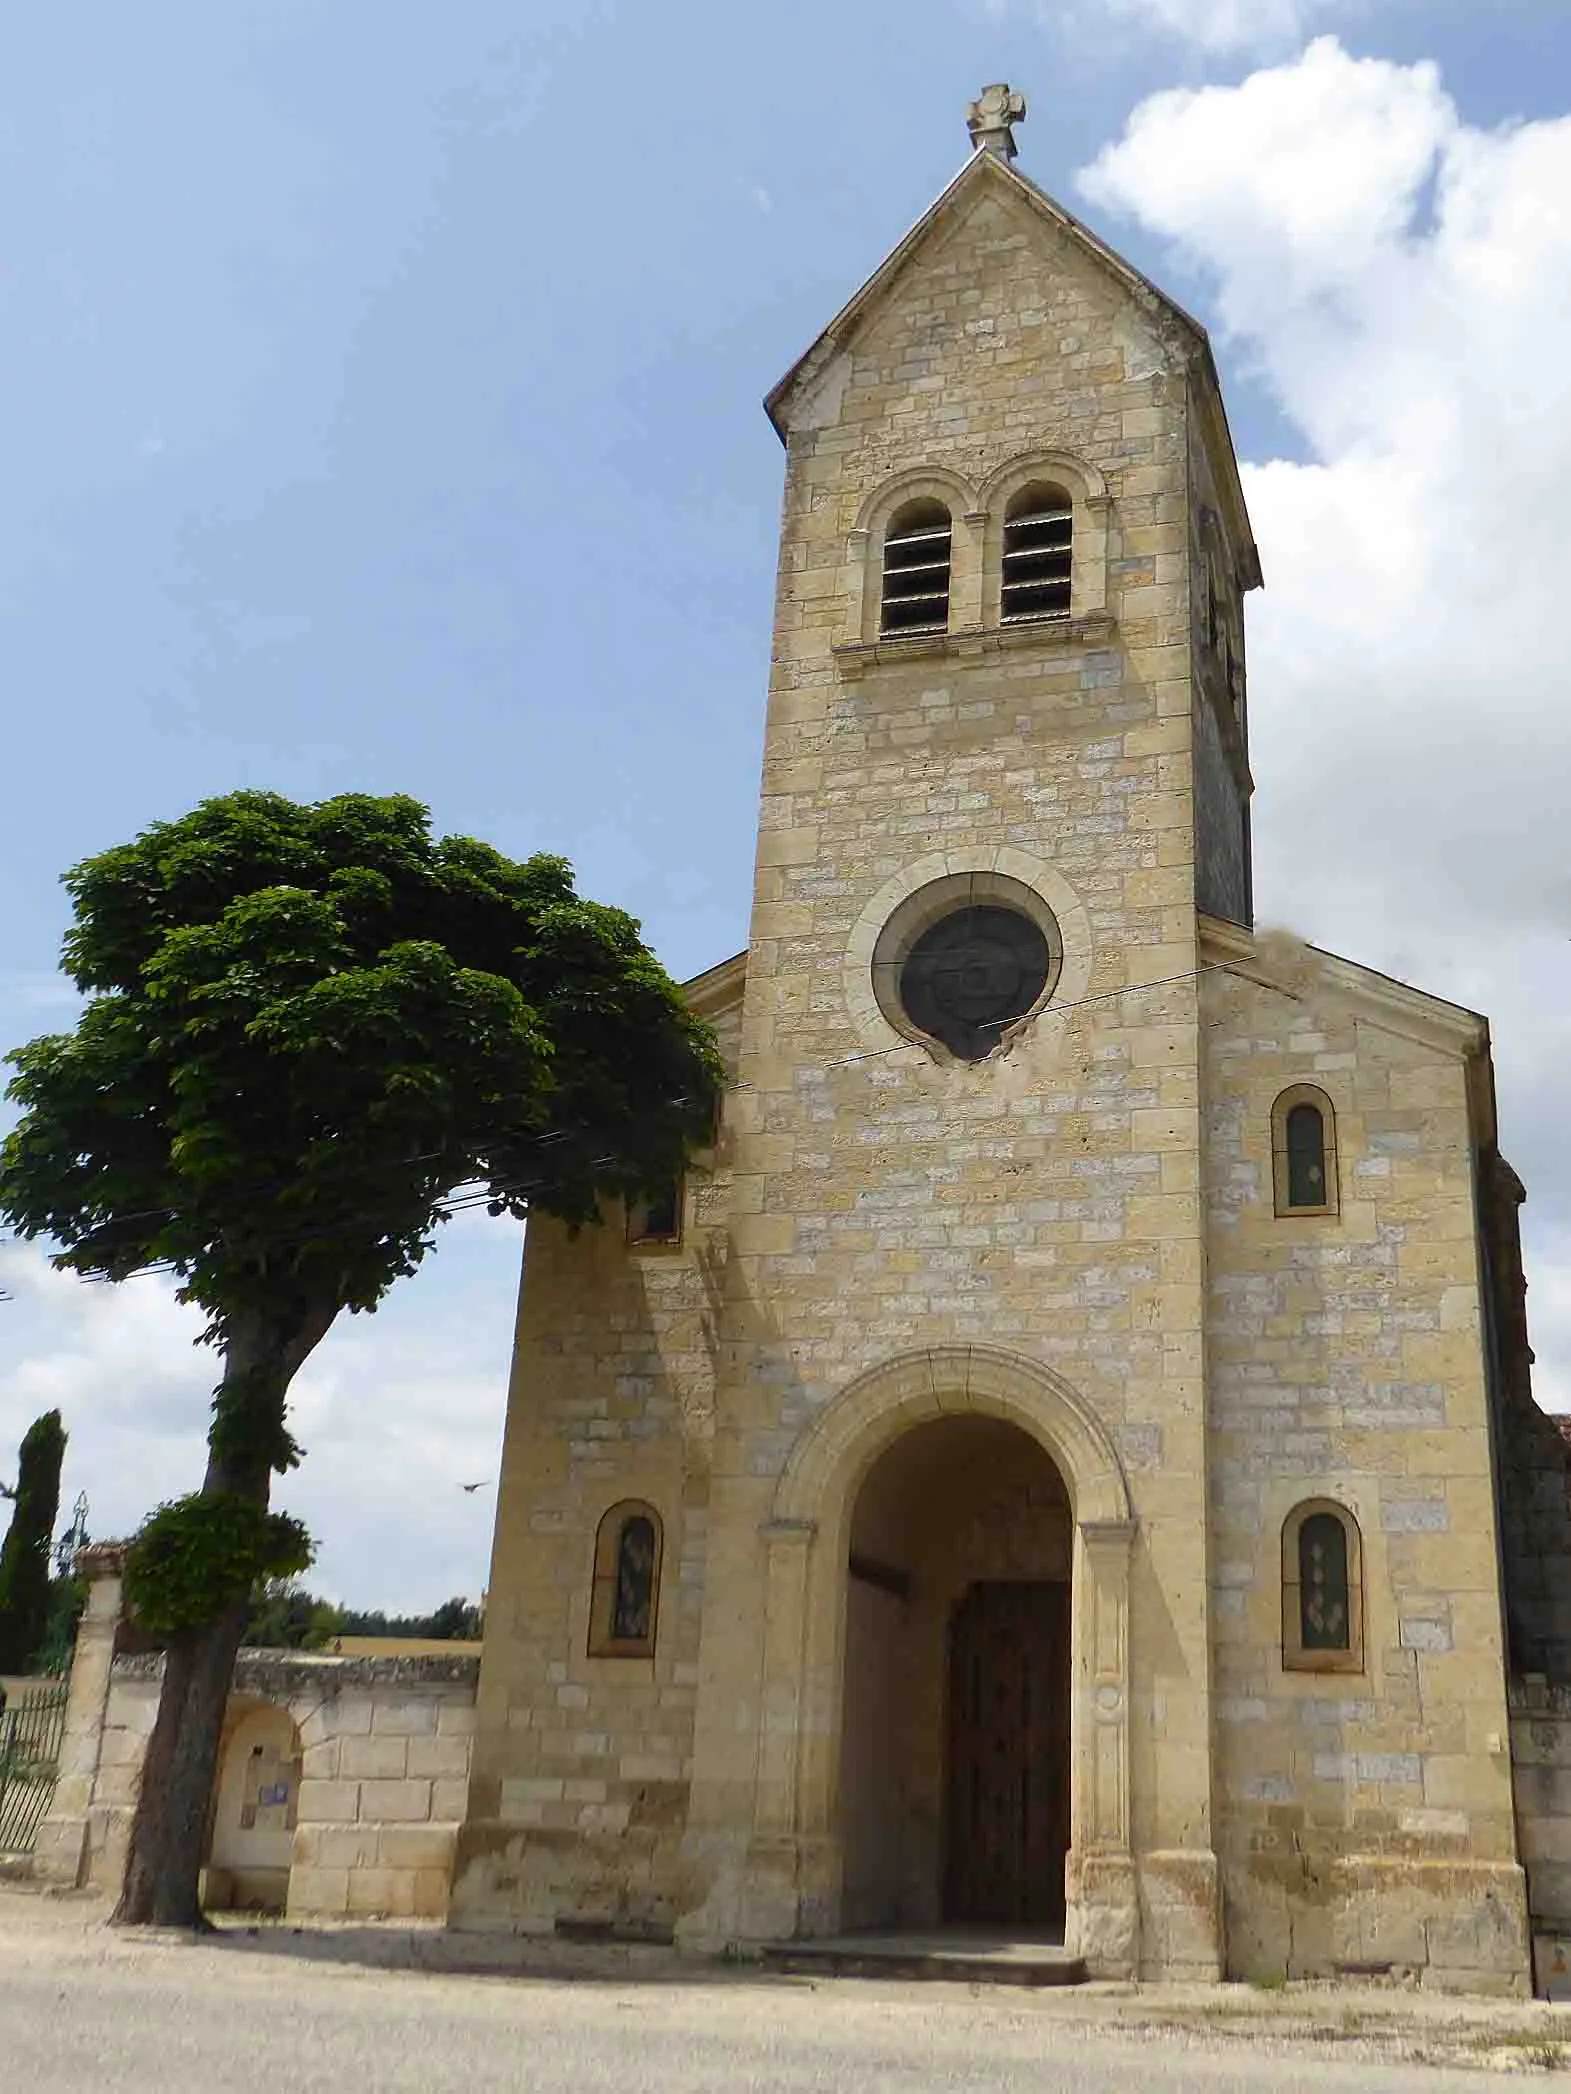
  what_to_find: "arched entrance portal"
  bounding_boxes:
[751,1346,1137,1969]
[840,1415,1073,1931]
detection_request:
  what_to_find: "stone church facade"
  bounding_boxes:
[450,91,1554,1991]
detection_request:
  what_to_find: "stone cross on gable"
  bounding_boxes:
[966,83,1026,161]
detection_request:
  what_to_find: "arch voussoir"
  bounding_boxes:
[774,1343,1132,1528]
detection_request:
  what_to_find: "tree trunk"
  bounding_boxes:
[111,1302,334,1928]
[111,1599,250,1927]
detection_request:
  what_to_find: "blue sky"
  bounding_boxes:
[3,0,1570,1608]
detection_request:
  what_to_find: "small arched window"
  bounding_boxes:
[1271,1084,1338,1217]
[1282,1500,1363,1673]
[1001,483,1072,623]
[880,499,952,637]
[588,1500,663,1658]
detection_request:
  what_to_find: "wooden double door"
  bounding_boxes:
[945,1580,1071,1927]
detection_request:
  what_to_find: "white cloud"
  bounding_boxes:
[1080,36,1571,1395]
[1073,0,1361,56]
[0,1216,517,1612]
[0,972,81,1019]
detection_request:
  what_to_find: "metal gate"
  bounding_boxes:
[0,1682,68,1855]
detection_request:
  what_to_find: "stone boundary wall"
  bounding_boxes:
[34,1554,477,1920]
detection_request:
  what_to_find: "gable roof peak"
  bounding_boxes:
[766,144,1208,444]
[761,124,1262,586]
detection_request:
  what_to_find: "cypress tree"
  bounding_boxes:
[0,1409,67,1672]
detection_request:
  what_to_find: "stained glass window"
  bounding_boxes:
[590,1500,662,1656]
[1285,1103,1328,1211]
[611,1515,657,1644]
[898,905,1051,1061]
[1298,1512,1351,1652]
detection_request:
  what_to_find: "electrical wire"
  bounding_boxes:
[0,957,1249,1299]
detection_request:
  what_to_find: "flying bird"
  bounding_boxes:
[460,1480,492,1494]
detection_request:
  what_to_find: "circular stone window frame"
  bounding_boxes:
[845,848,1094,1067]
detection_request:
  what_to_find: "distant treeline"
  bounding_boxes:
[242,1582,482,1650]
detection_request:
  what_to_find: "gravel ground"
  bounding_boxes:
[4,1888,1571,2091]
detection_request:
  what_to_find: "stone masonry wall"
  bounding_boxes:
[61,1649,476,1920]
[450,994,740,1939]
[1200,932,1527,1992]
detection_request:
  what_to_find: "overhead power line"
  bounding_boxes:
[0,958,1243,1300]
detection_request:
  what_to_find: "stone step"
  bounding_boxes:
[759,1930,1088,1987]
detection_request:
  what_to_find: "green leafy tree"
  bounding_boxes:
[241,1579,340,1652]
[0,1410,67,1672]
[424,1596,483,1640]
[0,790,721,1925]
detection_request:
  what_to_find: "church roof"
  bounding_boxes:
[764,139,1260,588]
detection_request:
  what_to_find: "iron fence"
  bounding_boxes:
[0,1681,68,1854]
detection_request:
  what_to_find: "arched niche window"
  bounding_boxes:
[1282,1500,1363,1674]
[1001,483,1073,623]
[588,1500,663,1658]
[880,499,953,637]
[1271,1084,1338,1217]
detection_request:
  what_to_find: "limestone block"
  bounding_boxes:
[300,1740,341,1781]
[356,1778,432,1823]
[502,1777,564,1814]
[346,1868,410,1916]
[286,1866,350,1916]
[296,1780,361,1824]
[377,1824,457,1871]
[339,1734,410,1781]
[578,1803,633,1835]
[322,1697,374,1737]
[370,1698,438,1737]
[406,1733,471,1780]
[432,1778,470,1821]
[294,1825,379,1870]
[411,1867,451,1917]
[619,1755,684,1782]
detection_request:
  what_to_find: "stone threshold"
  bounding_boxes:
[759,1927,1088,1987]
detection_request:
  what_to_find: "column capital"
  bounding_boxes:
[760,1517,818,1546]
[1079,1517,1137,1556]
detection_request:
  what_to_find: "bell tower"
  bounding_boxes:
[678,88,1262,1971]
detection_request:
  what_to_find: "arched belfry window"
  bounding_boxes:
[589,1500,663,1658]
[1271,1084,1338,1217]
[1282,1500,1363,1674]
[880,499,953,636]
[1001,483,1072,623]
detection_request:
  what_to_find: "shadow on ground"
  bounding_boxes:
[205,1914,799,1988]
